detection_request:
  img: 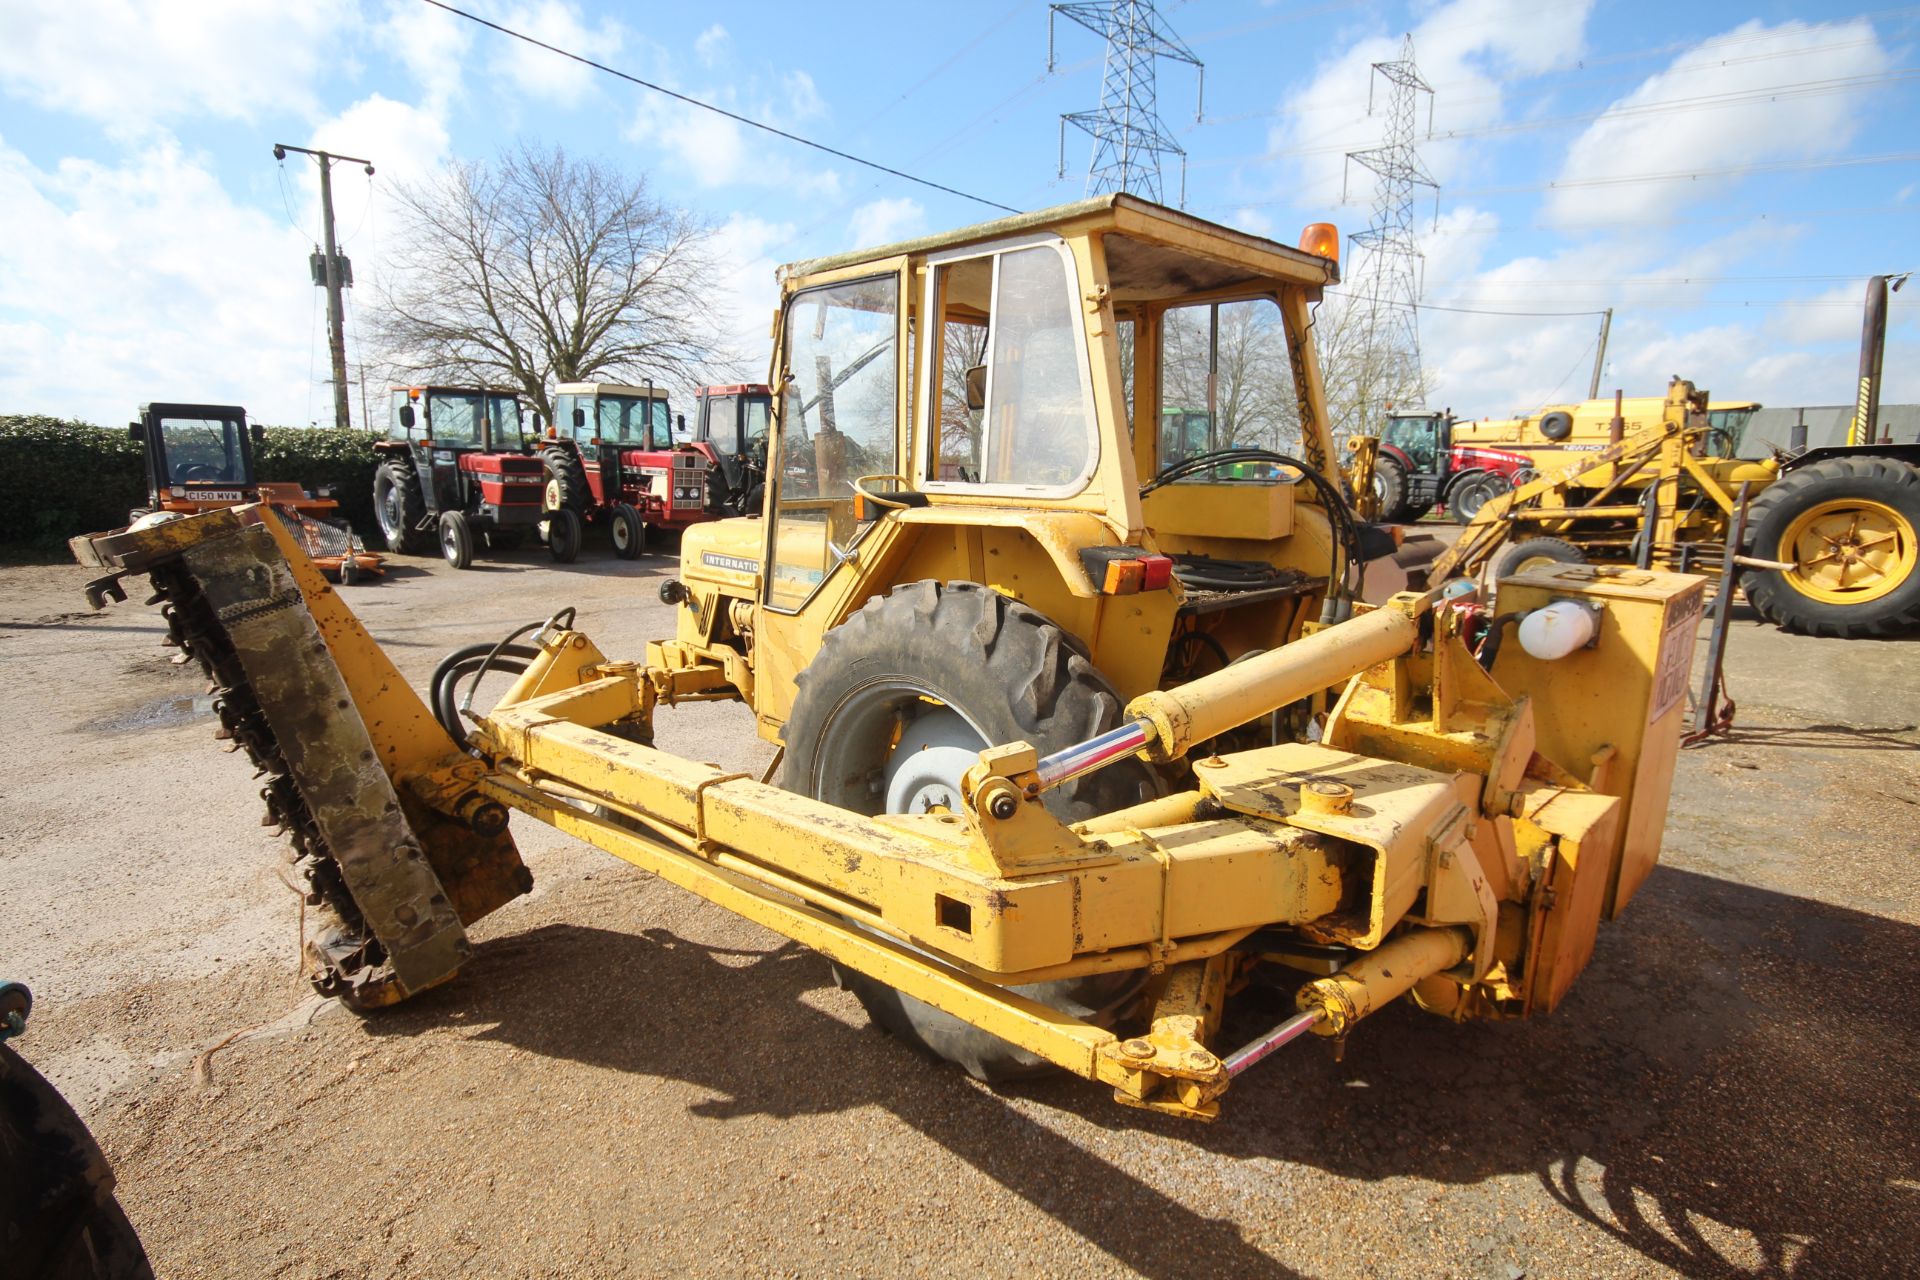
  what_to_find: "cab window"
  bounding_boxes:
[767,275,898,611]
[1157,297,1295,482]
[923,240,1095,492]
[159,415,246,484]
[427,393,485,447]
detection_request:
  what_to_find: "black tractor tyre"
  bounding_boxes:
[374,459,430,554]
[610,503,646,559]
[780,580,1156,1083]
[1,1044,154,1280]
[1373,453,1413,522]
[1742,456,1920,638]
[1493,535,1586,581]
[541,446,592,514]
[438,511,474,570]
[1452,472,1512,523]
[547,507,583,563]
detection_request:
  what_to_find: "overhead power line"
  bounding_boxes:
[417,0,1020,214]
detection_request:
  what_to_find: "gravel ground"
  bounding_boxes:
[3,537,1916,1279]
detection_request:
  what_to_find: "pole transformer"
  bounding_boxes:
[274,144,375,431]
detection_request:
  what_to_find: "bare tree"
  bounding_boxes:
[371,144,729,422]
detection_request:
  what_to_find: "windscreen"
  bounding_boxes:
[1383,416,1443,471]
[427,392,522,449]
[158,415,247,485]
[598,395,671,448]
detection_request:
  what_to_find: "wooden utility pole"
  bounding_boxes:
[1586,307,1612,401]
[273,144,374,430]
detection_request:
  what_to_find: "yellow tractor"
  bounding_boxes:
[73,196,1704,1121]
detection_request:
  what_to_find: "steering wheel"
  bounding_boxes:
[852,473,917,510]
[176,463,224,481]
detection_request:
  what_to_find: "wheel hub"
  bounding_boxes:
[1781,498,1916,604]
[882,707,984,815]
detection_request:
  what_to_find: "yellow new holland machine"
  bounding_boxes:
[74,197,1703,1121]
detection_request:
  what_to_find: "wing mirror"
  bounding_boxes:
[572,406,586,428]
[399,404,416,429]
[251,423,266,444]
[965,364,987,412]
[127,421,145,441]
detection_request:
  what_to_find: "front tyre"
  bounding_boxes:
[546,508,583,563]
[780,580,1154,1082]
[610,503,646,560]
[438,511,473,570]
[1374,454,1412,522]
[1743,456,1920,638]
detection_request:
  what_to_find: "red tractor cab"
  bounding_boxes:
[544,382,714,557]
[690,383,774,516]
[372,385,578,569]
[1373,409,1528,523]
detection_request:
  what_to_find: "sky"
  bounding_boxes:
[0,0,1915,431]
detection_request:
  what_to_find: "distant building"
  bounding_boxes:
[1738,404,1920,456]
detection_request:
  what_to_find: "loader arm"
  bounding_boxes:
[75,504,1700,1121]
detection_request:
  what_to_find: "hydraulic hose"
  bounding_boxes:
[430,642,540,751]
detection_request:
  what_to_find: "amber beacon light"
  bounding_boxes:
[1298,223,1340,267]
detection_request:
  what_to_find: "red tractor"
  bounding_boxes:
[1372,409,1529,523]
[372,385,581,569]
[541,382,715,557]
[690,383,773,517]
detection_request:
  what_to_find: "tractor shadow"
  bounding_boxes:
[372,867,1918,1278]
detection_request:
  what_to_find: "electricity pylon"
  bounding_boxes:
[1049,1,1203,205]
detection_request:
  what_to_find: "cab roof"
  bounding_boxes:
[553,382,670,398]
[778,193,1339,297]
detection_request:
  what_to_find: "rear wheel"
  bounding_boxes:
[374,460,429,553]
[610,503,646,559]
[1743,456,1920,638]
[781,580,1156,1082]
[1374,454,1412,522]
[546,508,583,563]
[1493,535,1586,580]
[541,446,591,514]
[438,511,473,570]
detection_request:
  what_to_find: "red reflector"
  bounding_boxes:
[1139,554,1173,590]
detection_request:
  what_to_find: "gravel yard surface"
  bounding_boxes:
[4,541,1916,1278]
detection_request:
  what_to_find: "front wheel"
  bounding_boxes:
[438,511,474,570]
[1374,454,1412,522]
[546,508,583,563]
[610,503,646,559]
[1743,456,1920,638]
[780,580,1155,1082]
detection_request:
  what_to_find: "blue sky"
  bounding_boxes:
[1,0,1915,430]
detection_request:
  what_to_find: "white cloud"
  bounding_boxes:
[707,213,795,376]
[372,0,476,115]
[1547,19,1894,225]
[488,0,625,108]
[0,134,318,427]
[847,197,925,249]
[0,0,342,128]
[694,25,731,68]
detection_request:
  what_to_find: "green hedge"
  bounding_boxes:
[0,416,386,548]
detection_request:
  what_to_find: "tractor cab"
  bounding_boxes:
[130,402,263,505]
[667,194,1372,736]
[127,402,381,581]
[692,384,774,515]
[1380,410,1449,474]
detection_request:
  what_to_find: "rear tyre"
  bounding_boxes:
[546,508,583,564]
[1374,454,1413,522]
[374,460,429,553]
[541,446,592,514]
[438,511,474,570]
[780,580,1156,1083]
[610,503,646,559]
[1742,456,1920,638]
[1493,535,1586,581]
